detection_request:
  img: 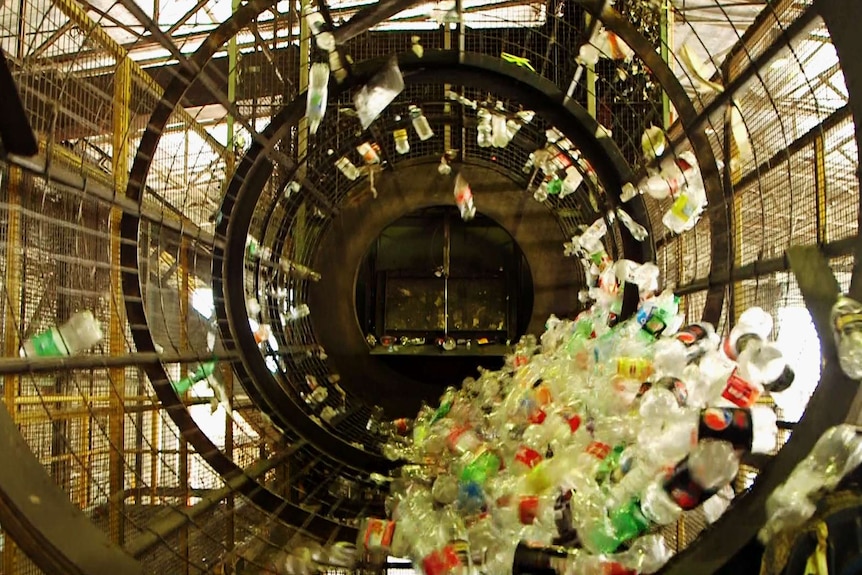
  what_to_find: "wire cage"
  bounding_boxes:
[0,0,860,573]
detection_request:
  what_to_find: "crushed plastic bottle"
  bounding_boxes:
[454,174,476,221]
[615,207,649,241]
[354,57,404,129]
[832,296,862,379]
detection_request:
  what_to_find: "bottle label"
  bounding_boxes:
[449,540,471,568]
[362,518,395,550]
[585,441,612,460]
[519,495,539,524]
[27,328,68,357]
[721,369,761,407]
[699,407,754,451]
[670,194,696,219]
[836,312,862,333]
[515,446,543,469]
[642,308,669,337]
[616,357,653,380]
[663,461,716,510]
[422,545,462,575]
[656,376,689,406]
[677,324,707,346]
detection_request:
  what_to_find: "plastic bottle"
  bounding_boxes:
[832,296,862,379]
[723,306,773,360]
[335,156,360,180]
[615,207,649,241]
[409,105,434,141]
[559,167,583,198]
[453,174,476,221]
[306,62,329,135]
[492,104,510,148]
[172,361,216,394]
[393,128,410,154]
[662,187,706,234]
[356,141,381,165]
[281,259,322,281]
[354,57,404,129]
[304,10,335,52]
[641,125,667,160]
[21,311,104,358]
[477,109,493,148]
[286,304,311,321]
[761,424,862,542]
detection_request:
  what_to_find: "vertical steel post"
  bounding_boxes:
[659,0,673,129]
[178,238,190,575]
[109,55,131,547]
[295,1,310,261]
[2,166,23,575]
[814,135,828,246]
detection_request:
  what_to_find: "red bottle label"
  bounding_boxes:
[721,369,761,407]
[515,446,543,469]
[585,441,611,460]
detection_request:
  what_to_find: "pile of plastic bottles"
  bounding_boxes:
[349,244,804,574]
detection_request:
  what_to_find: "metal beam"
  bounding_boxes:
[331,0,423,44]
[674,234,859,296]
[2,165,23,575]
[0,351,234,376]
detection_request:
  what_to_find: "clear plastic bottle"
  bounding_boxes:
[640,174,671,200]
[286,304,311,321]
[662,188,706,234]
[21,310,104,358]
[832,296,862,379]
[641,440,740,528]
[477,109,493,148]
[393,128,410,154]
[559,167,583,198]
[305,62,329,135]
[356,141,381,165]
[409,105,434,141]
[304,10,335,52]
[492,104,510,148]
[335,156,360,180]
[761,424,862,542]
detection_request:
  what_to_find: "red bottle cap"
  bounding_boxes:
[567,414,582,433]
[529,409,547,425]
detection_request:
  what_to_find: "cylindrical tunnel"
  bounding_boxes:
[0,0,860,573]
